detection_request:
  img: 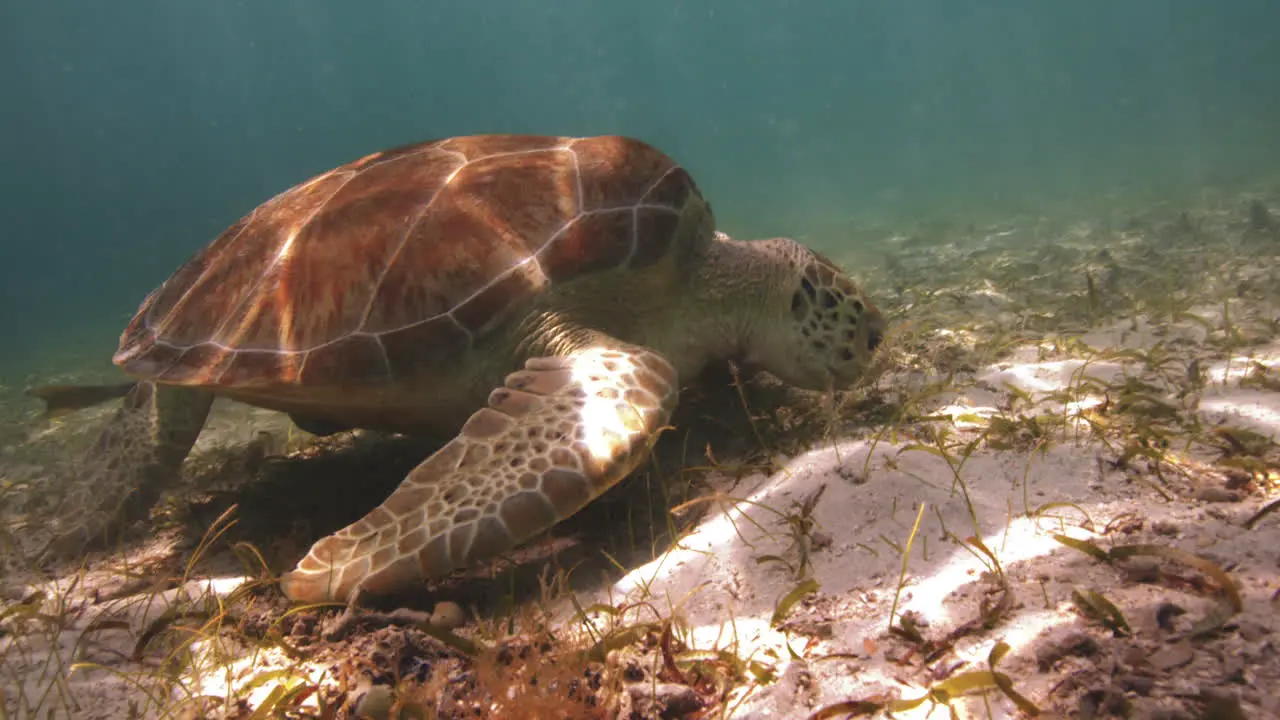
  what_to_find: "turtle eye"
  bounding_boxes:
[800,277,817,300]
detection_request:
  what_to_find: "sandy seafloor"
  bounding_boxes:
[3,180,1280,719]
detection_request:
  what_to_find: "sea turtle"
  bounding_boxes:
[39,135,885,604]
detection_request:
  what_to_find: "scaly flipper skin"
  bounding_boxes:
[280,343,679,604]
[43,381,212,559]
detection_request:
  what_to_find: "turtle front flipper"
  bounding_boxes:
[280,344,679,604]
[42,381,213,559]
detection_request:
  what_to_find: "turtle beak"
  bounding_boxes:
[862,302,886,355]
[867,328,884,353]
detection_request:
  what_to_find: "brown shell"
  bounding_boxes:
[113,135,707,388]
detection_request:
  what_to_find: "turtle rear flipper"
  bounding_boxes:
[280,341,679,604]
[42,381,213,559]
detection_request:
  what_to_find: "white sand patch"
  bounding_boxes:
[558,325,1280,718]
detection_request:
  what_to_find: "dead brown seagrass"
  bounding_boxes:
[33,134,885,604]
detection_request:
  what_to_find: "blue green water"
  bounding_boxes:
[3,1,1279,376]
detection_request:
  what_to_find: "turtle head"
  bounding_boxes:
[741,237,885,391]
